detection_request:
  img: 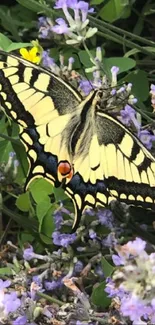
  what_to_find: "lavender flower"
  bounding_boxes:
[52,231,76,247]
[38,16,53,39]
[74,260,83,273]
[0,279,11,289]
[52,18,69,34]
[97,208,114,229]
[138,129,155,150]
[89,229,97,239]
[105,237,155,323]
[79,79,93,95]
[118,104,140,130]
[12,316,33,325]
[42,50,55,69]
[111,66,119,86]
[44,278,63,291]
[0,291,21,317]
[52,0,97,44]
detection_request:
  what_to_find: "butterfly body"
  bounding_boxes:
[0,50,155,231]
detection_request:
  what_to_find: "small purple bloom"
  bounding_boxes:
[138,129,155,150]
[38,16,53,39]
[3,291,21,314]
[120,295,147,321]
[150,84,155,95]
[112,254,124,266]
[52,18,69,34]
[54,0,68,9]
[79,79,93,95]
[12,316,27,325]
[105,278,125,298]
[89,229,97,239]
[42,50,55,68]
[97,208,114,229]
[52,231,76,247]
[74,260,83,273]
[125,237,146,255]
[0,279,11,289]
[119,104,140,130]
[102,232,118,248]
[95,265,104,278]
[44,278,63,291]
[23,245,35,260]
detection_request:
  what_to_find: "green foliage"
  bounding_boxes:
[91,281,111,307]
[99,0,131,22]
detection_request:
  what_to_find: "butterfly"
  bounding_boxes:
[0,49,155,232]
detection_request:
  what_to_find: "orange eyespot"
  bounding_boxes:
[57,161,74,183]
[58,161,71,176]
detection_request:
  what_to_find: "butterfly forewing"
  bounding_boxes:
[0,51,83,190]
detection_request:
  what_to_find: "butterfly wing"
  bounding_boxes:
[64,95,155,231]
[0,50,82,189]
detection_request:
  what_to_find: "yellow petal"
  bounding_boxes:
[19,48,29,60]
[29,46,38,57]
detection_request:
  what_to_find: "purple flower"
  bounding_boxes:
[138,129,155,150]
[89,229,97,239]
[54,0,68,8]
[105,278,125,298]
[119,104,140,130]
[74,260,83,273]
[53,206,70,230]
[38,16,53,39]
[112,254,125,266]
[42,50,55,68]
[150,84,155,96]
[23,245,35,260]
[44,278,63,291]
[97,208,114,229]
[52,231,76,247]
[2,291,21,314]
[69,1,94,21]
[102,232,118,248]
[95,265,104,278]
[12,316,27,325]
[52,18,69,34]
[125,237,146,255]
[79,79,93,95]
[0,279,11,289]
[120,295,149,321]
[53,210,63,230]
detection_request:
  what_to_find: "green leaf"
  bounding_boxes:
[40,205,56,244]
[16,0,53,16]
[0,140,13,163]
[0,33,12,50]
[0,267,12,275]
[104,57,136,78]
[101,257,115,277]
[99,0,130,22]
[7,42,31,52]
[125,46,155,58]
[36,196,51,228]
[125,70,149,102]
[78,49,97,68]
[0,9,21,42]
[29,179,53,204]
[16,192,31,212]
[91,0,105,4]
[91,281,111,307]
[53,187,68,202]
